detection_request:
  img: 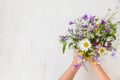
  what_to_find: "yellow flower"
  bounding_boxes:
[94,28,98,32]
[93,61,97,65]
[97,24,100,27]
[79,51,84,56]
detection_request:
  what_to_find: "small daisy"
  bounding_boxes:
[79,39,92,52]
[98,47,106,55]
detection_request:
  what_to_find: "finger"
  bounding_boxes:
[74,53,77,58]
[74,49,79,54]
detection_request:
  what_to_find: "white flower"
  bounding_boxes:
[98,47,106,55]
[79,39,91,52]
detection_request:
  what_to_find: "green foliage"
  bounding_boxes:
[59,12,118,60]
[59,40,67,53]
[62,43,67,53]
[68,42,73,49]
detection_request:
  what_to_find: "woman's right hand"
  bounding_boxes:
[88,59,111,80]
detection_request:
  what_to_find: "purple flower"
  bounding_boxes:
[74,64,79,70]
[101,20,106,25]
[93,56,97,61]
[59,35,68,41]
[93,25,97,28]
[69,21,74,25]
[76,33,82,40]
[82,24,88,28]
[78,55,83,60]
[89,16,95,24]
[68,28,73,34]
[89,29,93,33]
[105,26,110,33]
[111,53,116,57]
[93,56,100,64]
[111,48,117,57]
[95,46,100,49]
[104,42,113,50]
[107,42,112,48]
[103,42,106,47]
[82,14,88,20]
[82,63,86,67]
[92,42,99,46]
[97,36,101,39]
[93,25,98,31]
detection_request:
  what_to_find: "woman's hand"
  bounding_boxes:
[58,49,83,80]
[72,49,84,69]
[59,50,111,80]
[89,60,111,80]
[72,49,80,65]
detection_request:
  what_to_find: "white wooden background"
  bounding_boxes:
[0,0,120,80]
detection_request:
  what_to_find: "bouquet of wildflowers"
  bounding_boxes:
[59,12,118,70]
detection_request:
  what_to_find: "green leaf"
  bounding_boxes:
[111,34,116,40]
[68,42,73,49]
[109,23,117,29]
[59,40,66,45]
[95,18,99,21]
[72,38,78,43]
[62,43,67,53]
[106,34,116,40]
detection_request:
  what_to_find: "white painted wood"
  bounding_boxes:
[0,0,120,80]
